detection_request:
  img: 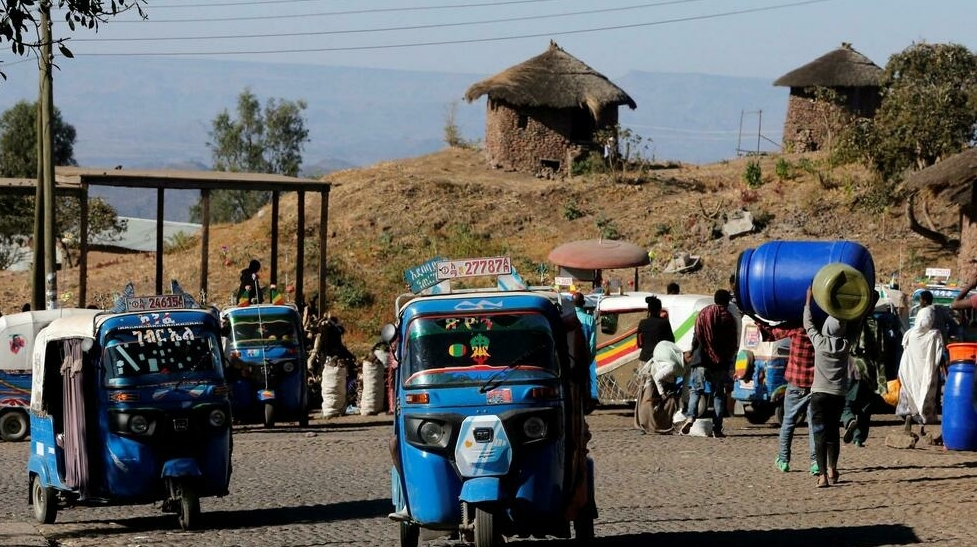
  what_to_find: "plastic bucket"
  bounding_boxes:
[734,240,875,321]
[947,343,977,364]
[942,362,977,451]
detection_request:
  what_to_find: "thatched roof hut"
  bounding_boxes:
[774,43,883,153]
[903,147,977,206]
[774,43,884,88]
[903,147,977,280]
[464,41,636,176]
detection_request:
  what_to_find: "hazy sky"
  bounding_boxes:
[3,0,976,79]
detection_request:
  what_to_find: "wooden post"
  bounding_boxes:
[40,1,57,310]
[200,188,210,303]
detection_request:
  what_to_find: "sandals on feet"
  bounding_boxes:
[829,469,840,484]
[816,475,831,488]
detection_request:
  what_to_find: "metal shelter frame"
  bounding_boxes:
[1,167,331,310]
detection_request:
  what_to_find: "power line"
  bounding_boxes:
[66,0,713,42]
[60,0,836,57]
[53,0,572,23]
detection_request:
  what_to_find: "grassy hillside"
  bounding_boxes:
[0,147,957,356]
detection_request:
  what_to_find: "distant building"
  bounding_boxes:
[5,218,201,271]
[464,41,636,176]
[774,43,883,153]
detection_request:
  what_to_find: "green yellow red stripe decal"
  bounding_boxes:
[596,328,638,370]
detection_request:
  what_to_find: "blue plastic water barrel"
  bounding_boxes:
[943,362,977,451]
[734,240,875,321]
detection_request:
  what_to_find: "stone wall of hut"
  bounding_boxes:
[781,86,881,153]
[483,99,617,175]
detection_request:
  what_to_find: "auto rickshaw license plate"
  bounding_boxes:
[486,389,512,404]
[173,418,189,432]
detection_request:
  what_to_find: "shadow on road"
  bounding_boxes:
[232,418,392,435]
[41,498,392,541]
[206,498,391,528]
[506,523,919,546]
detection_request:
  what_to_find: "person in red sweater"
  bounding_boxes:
[680,290,738,438]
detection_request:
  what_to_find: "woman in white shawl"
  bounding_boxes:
[634,341,689,434]
[897,306,945,434]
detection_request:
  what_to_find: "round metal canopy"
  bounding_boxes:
[548,239,650,269]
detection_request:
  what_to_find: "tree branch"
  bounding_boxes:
[906,194,960,252]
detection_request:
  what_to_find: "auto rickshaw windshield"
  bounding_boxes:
[102,327,223,383]
[403,312,559,387]
[227,312,301,347]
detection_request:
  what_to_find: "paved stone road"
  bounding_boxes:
[2,410,976,546]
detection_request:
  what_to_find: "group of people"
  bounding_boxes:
[628,274,955,490]
[629,288,739,438]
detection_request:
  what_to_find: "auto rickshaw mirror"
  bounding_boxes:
[380,323,397,344]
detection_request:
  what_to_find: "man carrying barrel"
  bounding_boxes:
[749,316,818,474]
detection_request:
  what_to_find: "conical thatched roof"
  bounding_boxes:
[903,147,977,206]
[464,41,636,117]
[773,43,883,88]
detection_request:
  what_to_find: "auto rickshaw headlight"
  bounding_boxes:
[129,414,150,434]
[282,361,295,373]
[209,408,228,428]
[523,416,547,440]
[418,420,445,445]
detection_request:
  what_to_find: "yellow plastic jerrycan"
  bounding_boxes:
[812,262,871,321]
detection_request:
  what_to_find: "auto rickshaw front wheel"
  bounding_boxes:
[474,507,502,547]
[264,403,276,428]
[169,480,200,531]
[30,474,57,524]
[399,521,419,547]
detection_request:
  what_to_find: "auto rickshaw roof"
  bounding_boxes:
[220,303,299,318]
[397,290,568,322]
[548,239,650,270]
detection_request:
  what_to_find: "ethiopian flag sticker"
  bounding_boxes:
[449,344,468,357]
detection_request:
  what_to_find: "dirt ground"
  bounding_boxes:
[2,409,976,547]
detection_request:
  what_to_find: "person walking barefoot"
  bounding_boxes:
[803,286,851,488]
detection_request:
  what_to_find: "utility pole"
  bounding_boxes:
[39,0,58,310]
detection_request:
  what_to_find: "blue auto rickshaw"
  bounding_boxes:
[383,257,597,547]
[27,283,233,530]
[220,304,309,427]
[732,315,790,424]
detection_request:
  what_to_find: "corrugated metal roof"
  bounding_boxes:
[90,217,202,252]
[54,166,329,192]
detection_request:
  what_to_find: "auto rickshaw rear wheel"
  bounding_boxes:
[775,403,786,425]
[743,402,775,424]
[0,411,29,442]
[30,474,57,524]
[264,403,276,428]
[474,507,501,547]
[399,521,419,547]
[176,482,200,531]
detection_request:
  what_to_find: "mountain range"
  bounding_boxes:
[0,56,788,221]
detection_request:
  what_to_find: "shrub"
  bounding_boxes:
[775,158,792,181]
[443,101,476,149]
[743,160,763,189]
[164,231,199,254]
[595,214,621,240]
[563,199,584,220]
[571,151,607,176]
